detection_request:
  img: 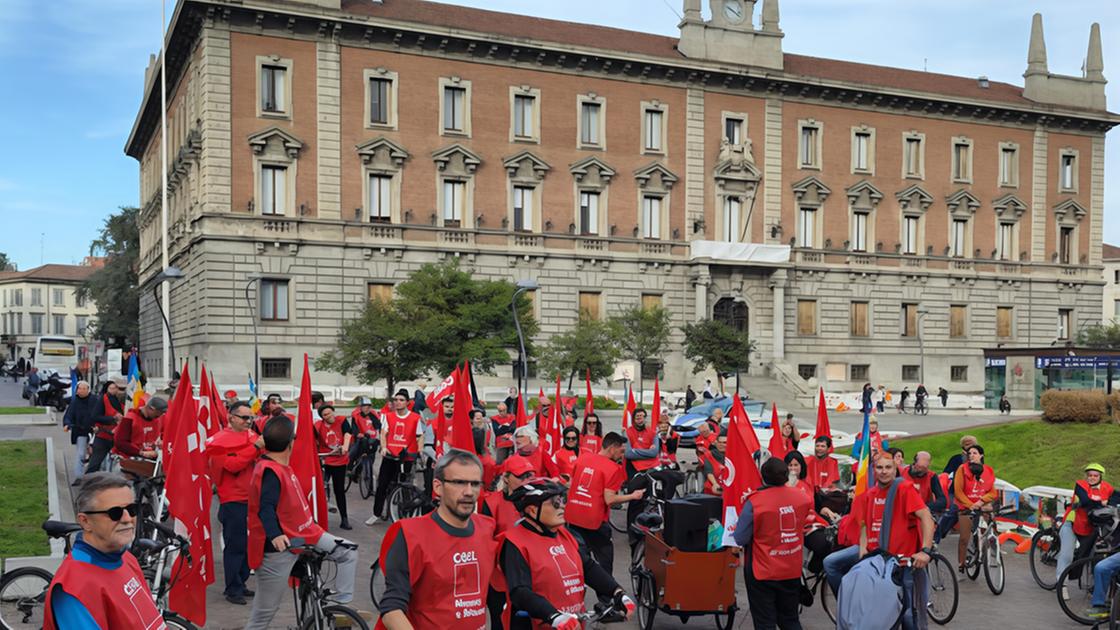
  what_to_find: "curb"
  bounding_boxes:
[0,413,55,426]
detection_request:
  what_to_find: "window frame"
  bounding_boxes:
[261,358,292,380]
[798,119,823,170]
[851,364,870,382]
[996,306,1013,339]
[577,94,606,149]
[52,315,65,336]
[439,77,472,137]
[1059,149,1079,193]
[30,313,43,335]
[641,194,665,240]
[850,301,870,337]
[510,86,541,143]
[641,100,668,155]
[902,131,926,180]
[578,190,601,236]
[367,173,393,223]
[259,164,289,216]
[578,291,603,321]
[851,211,869,252]
[797,299,818,336]
[721,195,743,242]
[259,279,290,322]
[950,218,968,257]
[851,125,876,175]
[951,365,969,383]
[1057,308,1072,340]
[30,288,41,307]
[949,304,967,339]
[368,283,393,303]
[364,68,399,130]
[902,365,921,381]
[901,215,920,255]
[998,142,1020,187]
[52,288,64,306]
[440,178,469,227]
[996,221,1016,261]
[511,185,535,232]
[951,136,974,184]
[722,112,748,145]
[901,303,918,337]
[256,56,292,119]
[1059,225,1075,265]
[798,206,819,249]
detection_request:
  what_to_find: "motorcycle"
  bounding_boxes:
[34,369,72,412]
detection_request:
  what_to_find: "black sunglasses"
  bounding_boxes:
[232,413,255,421]
[83,503,139,521]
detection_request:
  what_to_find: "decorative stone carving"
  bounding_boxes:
[894,184,931,213]
[945,189,981,216]
[993,194,1028,219]
[356,137,409,169]
[634,162,679,191]
[791,176,831,206]
[1053,198,1088,222]
[847,180,885,211]
[432,143,482,175]
[502,151,551,182]
[569,156,616,188]
[248,127,304,158]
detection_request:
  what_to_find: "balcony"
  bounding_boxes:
[511,233,543,249]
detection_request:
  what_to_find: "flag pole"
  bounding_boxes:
[159,0,171,379]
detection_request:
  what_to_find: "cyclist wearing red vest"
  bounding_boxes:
[84,379,125,474]
[555,427,581,481]
[733,457,812,630]
[513,426,559,479]
[44,473,163,630]
[624,408,659,475]
[501,479,635,629]
[345,397,381,477]
[806,436,840,490]
[1056,463,1118,588]
[702,432,728,495]
[482,455,538,630]
[205,400,263,604]
[246,416,358,630]
[377,449,497,630]
[368,389,425,525]
[953,444,996,571]
[694,420,716,460]
[579,413,603,454]
[111,396,167,459]
[492,401,516,463]
[901,451,947,514]
[315,404,354,530]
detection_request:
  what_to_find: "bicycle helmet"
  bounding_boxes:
[508,478,567,514]
[1085,463,1106,476]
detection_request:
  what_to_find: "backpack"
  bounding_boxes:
[836,478,905,630]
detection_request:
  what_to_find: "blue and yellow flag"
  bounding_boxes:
[127,353,145,409]
[854,410,872,495]
[248,373,260,414]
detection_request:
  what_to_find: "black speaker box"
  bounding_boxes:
[664,499,709,552]
[681,493,723,523]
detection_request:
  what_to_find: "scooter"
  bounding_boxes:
[34,369,72,412]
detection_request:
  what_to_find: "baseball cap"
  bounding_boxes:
[146,396,169,413]
[503,455,537,477]
[224,389,238,398]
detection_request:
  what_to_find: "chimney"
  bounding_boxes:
[1086,22,1105,82]
[1025,13,1048,77]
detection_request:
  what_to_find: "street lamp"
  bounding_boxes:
[244,274,263,391]
[916,308,931,385]
[151,266,185,378]
[512,278,539,407]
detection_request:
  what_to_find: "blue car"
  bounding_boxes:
[671,396,767,447]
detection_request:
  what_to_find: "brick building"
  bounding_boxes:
[126,0,1117,403]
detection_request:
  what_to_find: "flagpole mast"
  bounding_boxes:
[159,0,171,381]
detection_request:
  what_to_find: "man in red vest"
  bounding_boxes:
[481,455,537,630]
[376,449,497,629]
[502,478,635,628]
[112,396,167,460]
[624,408,660,544]
[901,451,947,514]
[367,389,425,525]
[806,436,840,490]
[84,378,126,474]
[314,404,353,530]
[491,401,516,463]
[44,473,161,629]
[206,400,263,604]
[246,416,358,629]
[733,457,812,630]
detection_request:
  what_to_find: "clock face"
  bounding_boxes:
[723,0,745,24]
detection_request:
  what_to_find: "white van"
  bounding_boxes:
[33,336,77,375]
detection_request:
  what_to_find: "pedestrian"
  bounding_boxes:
[62,380,97,484]
[555,426,581,481]
[579,412,603,453]
[851,417,888,462]
[43,473,161,629]
[491,401,516,463]
[206,400,262,604]
[412,380,428,414]
[685,385,696,410]
[85,378,126,474]
[24,366,41,402]
[346,397,380,468]
[513,425,559,478]
[503,386,519,416]
[861,382,873,414]
[702,379,715,400]
[733,457,812,630]
[934,435,977,543]
[875,385,886,413]
[314,404,352,530]
[223,389,239,409]
[806,436,838,490]
[377,449,497,627]
[367,389,424,525]
[781,413,800,452]
[701,433,728,496]
[938,387,949,407]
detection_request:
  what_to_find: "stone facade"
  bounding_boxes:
[126,0,1118,397]
[0,264,100,363]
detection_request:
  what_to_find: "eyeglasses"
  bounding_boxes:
[547,495,567,508]
[441,479,483,489]
[232,413,255,421]
[564,436,579,441]
[585,420,599,425]
[82,503,139,521]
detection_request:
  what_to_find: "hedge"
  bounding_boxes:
[1040,389,1120,423]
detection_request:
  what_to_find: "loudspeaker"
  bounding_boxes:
[681,493,723,523]
[664,499,708,552]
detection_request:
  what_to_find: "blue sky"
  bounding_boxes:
[0,0,1117,270]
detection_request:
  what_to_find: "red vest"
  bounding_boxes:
[565,452,618,529]
[351,409,380,438]
[1074,480,1115,536]
[95,393,121,440]
[492,415,515,448]
[113,408,162,456]
[484,492,522,535]
[956,464,995,509]
[658,437,678,465]
[579,434,602,454]
[806,455,839,490]
[626,424,659,471]
[206,428,258,503]
[375,513,496,630]
[695,432,717,459]
[247,457,324,569]
[901,466,935,504]
[314,418,349,466]
[521,446,558,479]
[502,526,585,627]
[44,548,165,630]
[703,451,725,495]
[555,447,579,480]
[384,411,421,457]
[746,486,811,580]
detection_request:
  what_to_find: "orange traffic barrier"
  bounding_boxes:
[836,402,849,412]
[997,530,1029,553]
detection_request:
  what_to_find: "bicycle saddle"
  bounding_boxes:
[42,520,82,539]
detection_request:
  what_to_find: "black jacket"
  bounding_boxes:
[62,393,100,444]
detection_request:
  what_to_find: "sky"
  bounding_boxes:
[0,0,1118,270]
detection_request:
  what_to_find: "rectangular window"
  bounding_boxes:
[800,125,819,168]
[852,212,868,252]
[369,78,391,125]
[644,109,664,152]
[853,131,871,172]
[260,65,286,114]
[799,208,816,248]
[76,316,88,334]
[31,288,41,306]
[52,315,65,335]
[722,197,741,242]
[996,306,1013,338]
[952,142,971,181]
[902,216,919,255]
[797,300,817,336]
[578,292,602,321]
[1000,146,1017,185]
[1059,226,1074,265]
[260,279,289,321]
[1115,300,1120,319]
[642,196,661,239]
[798,364,817,380]
[951,219,967,257]
[904,137,923,177]
[12,289,21,306]
[851,364,870,382]
[368,174,391,222]
[950,305,967,338]
[902,365,920,381]
[442,180,465,225]
[1058,308,1072,340]
[75,291,86,308]
[1060,154,1077,190]
[52,288,64,306]
[850,301,869,337]
[580,102,601,146]
[641,294,662,310]
[261,165,287,216]
[513,94,535,139]
[725,117,744,144]
[513,186,533,232]
[368,283,393,303]
[261,358,291,380]
[443,86,466,132]
[996,223,1014,260]
[16,313,22,334]
[579,191,599,235]
[30,314,43,335]
[951,366,969,382]
[901,303,918,337]
[1115,270,1119,284]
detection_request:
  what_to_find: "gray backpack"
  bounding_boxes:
[836,479,904,630]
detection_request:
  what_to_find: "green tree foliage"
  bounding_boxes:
[681,318,755,392]
[315,297,430,395]
[78,207,139,347]
[537,317,620,388]
[1076,322,1120,349]
[609,305,671,398]
[0,252,14,271]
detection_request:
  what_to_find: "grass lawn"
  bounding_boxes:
[0,440,50,558]
[893,419,1120,490]
[0,406,44,415]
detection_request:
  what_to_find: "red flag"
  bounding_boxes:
[767,403,788,460]
[164,364,215,625]
[197,367,218,439]
[425,370,457,410]
[720,394,763,547]
[538,386,545,401]
[205,369,228,430]
[650,378,661,428]
[292,354,328,530]
[450,362,476,453]
[622,388,636,431]
[815,388,833,453]
[515,394,529,428]
[539,376,562,458]
[584,369,594,419]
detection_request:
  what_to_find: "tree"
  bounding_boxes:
[609,305,671,401]
[537,317,620,390]
[315,298,431,395]
[681,318,756,394]
[78,207,140,347]
[1077,322,1120,349]
[0,252,14,271]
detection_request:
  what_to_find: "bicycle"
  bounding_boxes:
[914,398,929,416]
[962,506,1015,595]
[1030,514,1065,591]
[800,524,839,625]
[0,521,80,630]
[924,541,960,625]
[1056,506,1120,626]
[346,436,378,500]
[290,540,369,630]
[626,465,680,583]
[136,519,200,629]
[386,453,436,523]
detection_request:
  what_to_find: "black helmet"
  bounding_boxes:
[508,478,567,514]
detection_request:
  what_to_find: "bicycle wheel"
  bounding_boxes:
[300,603,371,630]
[0,566,52,630]
[387,484,422,523]
[819,574,837,624]
[1109,578,1120,630]
[713,606,735,630]
[608,503,628,534]
[1057,556,1099,625]
[636,570,657,630]
[926,553,959,625]
[983,534,1005,595]
[162,611,199,629]
[1029,526,1061,590]
[360,457,376,500]
[965,535,981,581]
[369,560,385,609]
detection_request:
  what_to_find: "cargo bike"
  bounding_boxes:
[629,530,740,630]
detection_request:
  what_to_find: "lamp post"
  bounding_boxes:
[151,266,185,378]
[917,308,930,385]
[244,274,263,390]
[512,278,539,407]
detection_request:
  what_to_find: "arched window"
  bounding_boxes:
[713,297,748,333]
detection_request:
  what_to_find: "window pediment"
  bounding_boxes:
[791,176,831,207]
[1053,198,1087,223]
[847,180,884,211]
[248,126,304,159]
[945,189,981,216]
[894,184,932,214]
[503,150,551,182]
[432,143,482,175]
[569,155,616,187]
[993,194,1027,220]
[356,136,409,170]
[634,162,679,191]
[713,153,761,185]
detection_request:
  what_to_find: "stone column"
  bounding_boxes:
[770,268,787,360]
[694,269,711,321]
[316,39,342,220]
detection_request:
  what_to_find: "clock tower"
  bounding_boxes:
[678,0,783,70]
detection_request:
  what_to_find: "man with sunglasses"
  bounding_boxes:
[376,449,497,630]
[492,401,516,464]
[367,388,425,525]
[501,479,635,628]
[206,400,264,604]
[44,472,163,629]
[481,455,538,630]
